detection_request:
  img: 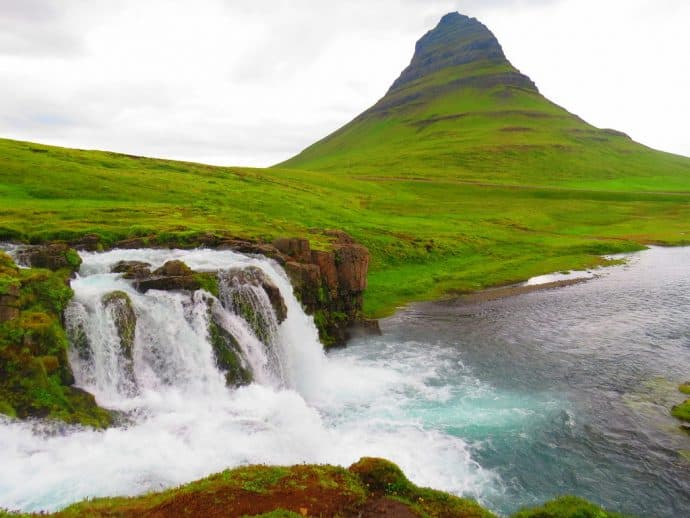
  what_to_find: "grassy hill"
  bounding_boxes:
[1,13,690,317]
[281,13,690,192]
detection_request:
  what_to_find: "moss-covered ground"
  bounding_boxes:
[0,458,630,517]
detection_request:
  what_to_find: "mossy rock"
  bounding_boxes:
[679,382,690,395]
[102,291,136,360]
[208,314,252,387]
[194,272,219,297]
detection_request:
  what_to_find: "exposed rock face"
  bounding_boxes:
[278,232,380,347]
[273,238,312,263]
[134,260,201,292]
[388,12,536,94]
[14,243,82,273]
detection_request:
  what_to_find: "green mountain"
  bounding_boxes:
[281,13,690,192]
[1,12,689,318]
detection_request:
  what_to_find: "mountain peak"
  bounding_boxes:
[388,12,533,94]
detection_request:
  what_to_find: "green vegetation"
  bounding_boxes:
[0,252,111,427]
[512,495,628,518]
[0,457,632,517]
[678,382,690,395]
[1,135,688,317]
[672,401,690,423]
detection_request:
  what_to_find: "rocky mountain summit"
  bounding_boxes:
[388,12,536,94]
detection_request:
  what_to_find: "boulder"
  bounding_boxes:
[134,260,201,293]
[111,260,152,279]
[153,260,193,277]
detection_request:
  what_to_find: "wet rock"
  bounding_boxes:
[111,260,151,279]
[102,291,136,360]
[134,260,201,292]
[285,262,322,308]
[15,243,82,272]
[223,266,287,324]
[208,312,252,387]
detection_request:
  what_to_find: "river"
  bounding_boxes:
[0,246,688,516]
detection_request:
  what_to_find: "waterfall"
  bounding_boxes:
[0,247,495,513]
[66,248,327,409]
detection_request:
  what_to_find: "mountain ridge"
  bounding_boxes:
[278,11,690,195]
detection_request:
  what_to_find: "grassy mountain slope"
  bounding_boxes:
[280,13,690,193]
[1,13,690,317]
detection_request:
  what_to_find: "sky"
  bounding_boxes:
[0,0,688,166]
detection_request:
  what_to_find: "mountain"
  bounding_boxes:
[0,13,689,319]
[280,13,690,192]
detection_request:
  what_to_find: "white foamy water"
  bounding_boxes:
[0,248,497,512]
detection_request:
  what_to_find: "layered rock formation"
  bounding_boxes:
[272,233,379,347]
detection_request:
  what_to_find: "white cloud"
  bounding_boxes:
[0,0,687,166]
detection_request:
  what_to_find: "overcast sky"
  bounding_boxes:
[1,0,688,166]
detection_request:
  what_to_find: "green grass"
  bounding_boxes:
[672,400,690,422]
[1,136,689,317]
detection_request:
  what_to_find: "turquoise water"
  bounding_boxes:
[329,246,690,516]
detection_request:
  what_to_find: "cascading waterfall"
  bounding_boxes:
[0,247,495,513]
[65,249,327,407]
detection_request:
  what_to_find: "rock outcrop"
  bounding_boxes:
[14,243,82,273]
[388,12,537,94]
[273,233,379,347]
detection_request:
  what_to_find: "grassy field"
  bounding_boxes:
[1,135,689,318]
[2,16,690,317]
